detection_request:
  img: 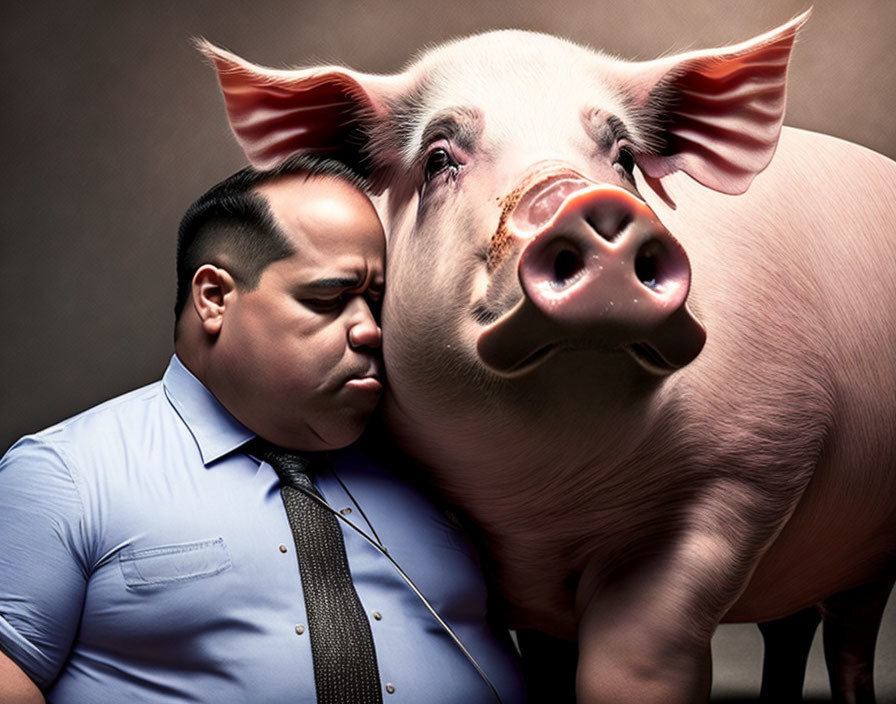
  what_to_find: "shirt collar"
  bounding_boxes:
[163,355,256,467]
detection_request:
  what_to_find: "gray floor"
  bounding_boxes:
[711,591,896,702]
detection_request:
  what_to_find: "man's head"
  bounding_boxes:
[175,156,386,451]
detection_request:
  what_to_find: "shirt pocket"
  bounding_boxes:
[119,537,232,588]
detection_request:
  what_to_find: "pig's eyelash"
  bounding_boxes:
[418,106,481,155]
[605,114,631,142]
[602,116,637,181]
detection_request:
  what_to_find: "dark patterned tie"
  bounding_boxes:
[248,438,383,704]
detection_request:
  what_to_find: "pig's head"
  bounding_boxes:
[200,13,807,468]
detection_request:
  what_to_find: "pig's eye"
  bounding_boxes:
[615,146,636,177]
[424,147,458,181]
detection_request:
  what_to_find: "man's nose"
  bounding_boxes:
[347,298,382,350]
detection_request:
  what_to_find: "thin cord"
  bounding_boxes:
[248,450,506,703]
[301,478,505,704]
[331,470,386,550]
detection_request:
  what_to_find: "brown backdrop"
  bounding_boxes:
[3,0,894,450]
[2,1,894,699]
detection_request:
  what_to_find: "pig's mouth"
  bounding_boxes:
[476,302,704,377]
[625,342,680,375]
[503,342,558,375]
[486,337,680,377]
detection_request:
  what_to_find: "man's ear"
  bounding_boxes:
[191,265,237,336]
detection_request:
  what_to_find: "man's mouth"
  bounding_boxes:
[344,375,383,394]
[343,362,384,392]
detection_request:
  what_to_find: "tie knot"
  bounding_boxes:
[246,438,329,489]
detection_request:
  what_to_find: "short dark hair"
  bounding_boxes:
[174,154,368,326]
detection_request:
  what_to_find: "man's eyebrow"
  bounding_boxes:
[304,276,363,290]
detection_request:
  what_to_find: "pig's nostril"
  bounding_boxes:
[635,241,662,290]
[552,247,584,288]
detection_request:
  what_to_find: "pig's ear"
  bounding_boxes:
[197,39,406,175]
[617,10,809,195]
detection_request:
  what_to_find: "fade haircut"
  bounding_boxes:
[174,155,368,329]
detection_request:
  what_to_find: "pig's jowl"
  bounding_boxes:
[202,11,896,703]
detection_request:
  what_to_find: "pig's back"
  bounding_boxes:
[646,127,896,618]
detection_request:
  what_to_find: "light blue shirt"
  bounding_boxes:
[0,356,525,703]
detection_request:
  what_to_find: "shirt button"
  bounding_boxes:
[295,624,305,635]
[340,507,353,515]
[372,610,382,621]
[279,544,288,553]
[385,683,395,694]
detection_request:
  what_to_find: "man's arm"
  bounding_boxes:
[0,650,45,704]
[0,436,90,693]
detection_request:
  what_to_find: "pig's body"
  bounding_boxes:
[382,125,896,639]
[653,128,896,615]
[653,129,896,625]
[204,14,896,702]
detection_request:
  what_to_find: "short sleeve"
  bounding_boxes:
[0,434,90,690]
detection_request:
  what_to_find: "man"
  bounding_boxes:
[0,156,525,703]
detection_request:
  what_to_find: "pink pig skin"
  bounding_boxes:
[201,11,896,703]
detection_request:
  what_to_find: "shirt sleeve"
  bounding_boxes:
[0,434,90,690]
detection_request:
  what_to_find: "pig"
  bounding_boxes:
[200,11,896,703]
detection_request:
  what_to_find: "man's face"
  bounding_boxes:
[212,174,385,450]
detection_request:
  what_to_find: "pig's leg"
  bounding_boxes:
[820,572,896,704]
[516,629,577,703]
[757,605,822,702]
[576,554,713,704]
[575,481,806,704]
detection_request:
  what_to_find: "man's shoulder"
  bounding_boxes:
[3,379,170,469]
[42,379,164,437]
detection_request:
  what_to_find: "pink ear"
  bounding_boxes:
[617,10,810,195]
[197,39,407,172]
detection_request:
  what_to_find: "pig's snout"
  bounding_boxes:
[477,183,706,375]
[517,185,691,327]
